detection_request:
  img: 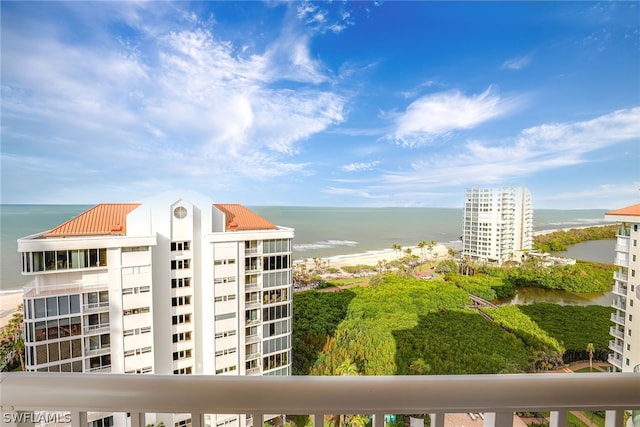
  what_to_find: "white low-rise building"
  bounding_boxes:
[17,192,294,427]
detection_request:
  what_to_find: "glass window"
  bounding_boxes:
[35,321,46,341]
[45,251,56,270]
[58,296,69,316]
[59,318,70,338]
[87,292,98,305]
[56,250,68,269]
[47,319,58,340]
[89,249,98,267]
[99,291,109,303]
[70,317,81,336]
[36,344,47,364]
[34,299,45,318]
[70,295,80,313]
[48,342,59,362]
[60,341,71,359]
[46,297,57,317]
[99,248,107,266]
[33,252,44,272]
[71,339,82,358]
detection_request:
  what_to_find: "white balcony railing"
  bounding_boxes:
[611,313,626,325]
[0,373,638,427]
[610,326,624,339]
[614,272,628,283]
[608,353,623,370]
[609,340,623,354]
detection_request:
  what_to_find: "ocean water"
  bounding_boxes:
[0,205,610,292]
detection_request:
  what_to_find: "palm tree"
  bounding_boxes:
[427,240,436,260]
[417,240,427,263]
[587,342,595,372]
[391,243,402,260]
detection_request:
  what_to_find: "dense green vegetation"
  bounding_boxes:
[292,290,356,375]
[482,261,615,293]
[1,306,24,372]
[519,303,614,363]
[310,275,470,375]
[533,225,617,253]
[292,271,616,376]
[481,305,564,353]
[445,272,507,300]
[394,310,532,374]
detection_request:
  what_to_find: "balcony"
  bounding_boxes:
[614,272,628,283]
[245,334,261,345]
[612,284,627,297]
[83,324,110,335]
[611,313,626,326]
[608,353,623,370]
[610,326,624,340]
[609,340,623,354]
[82,302,110,313]
[615,244,630,254]
[617,228,631,237]
[612,299,626,310]
[84,346,111,357]
[614,256,629,267]
[1,373,638,427]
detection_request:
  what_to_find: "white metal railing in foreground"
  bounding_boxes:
[1,373,639,427]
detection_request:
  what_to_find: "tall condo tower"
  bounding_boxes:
[462,186,533,263]
[17,192,294,427]
[604,204,640,372]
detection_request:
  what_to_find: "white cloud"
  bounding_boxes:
[1,9,347,196]
[296,1,353,34]
[501,54,532,70]
[386,86,522,147]
[341,161,380,172]
[330,107,640,203]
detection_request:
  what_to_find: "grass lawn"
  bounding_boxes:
[573,366,604,373]
[325,277,371,286]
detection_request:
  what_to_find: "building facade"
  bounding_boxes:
[17,193,294,427]
[604,203,640,373]
[462,186,533,264]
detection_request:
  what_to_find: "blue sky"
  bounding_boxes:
[1,1,639,208]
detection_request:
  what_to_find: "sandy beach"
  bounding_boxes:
[1,290,23,328]
[301,242,452,269]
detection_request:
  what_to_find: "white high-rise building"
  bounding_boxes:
[462,186,533,263]
[604,203,640,373]
[17,193,294,427]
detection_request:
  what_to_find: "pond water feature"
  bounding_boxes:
[501,287,613,306]
[502,239,616,307]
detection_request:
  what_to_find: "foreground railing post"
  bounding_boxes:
[483,411,513,427]
[129,412,145,427]
[550,410,567,427]
[430,412,444,427]
[313,413,324,427]
[605,409,625,427]
[191,412,203,427]
[372,413,384,427]
[252,412,263,427]
[69,411,87,427]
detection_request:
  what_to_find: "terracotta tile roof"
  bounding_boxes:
[606,203,640,217]
[43,203,141,237]
[214,204,277,231]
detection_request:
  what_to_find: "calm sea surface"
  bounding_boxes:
[1,205,611,292]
